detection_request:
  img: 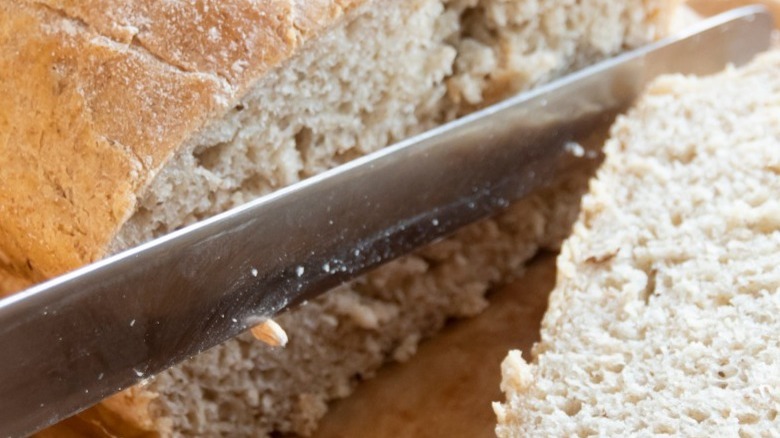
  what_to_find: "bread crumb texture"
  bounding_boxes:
[131,1,669,436]
[495,50,780,437]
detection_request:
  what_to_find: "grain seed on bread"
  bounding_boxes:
[250,319,289,348]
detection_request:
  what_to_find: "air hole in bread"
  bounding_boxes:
[738,413,760,425]
[293,127,313,162]
[670,211,682,227]
[562,399,582,417]
[576,425,597,438]
[686,408,710,424]
[194,142,231,173]
[653,423,675,434]
[640,268,657,304]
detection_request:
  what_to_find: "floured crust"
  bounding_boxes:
[0,0,364,294]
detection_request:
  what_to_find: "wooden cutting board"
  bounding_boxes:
[687,0,780,27]
[312,253,557,438]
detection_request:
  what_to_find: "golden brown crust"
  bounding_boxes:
[0,0,364,295]
[33,0,361,88]
[0,269,32,294]
[36,388,163,438]
[1,3,142,287]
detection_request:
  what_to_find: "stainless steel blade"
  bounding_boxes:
[0,6,773,436]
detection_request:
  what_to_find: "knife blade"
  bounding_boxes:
[0,6,773,437]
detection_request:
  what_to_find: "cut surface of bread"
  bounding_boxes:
[2,0,671,436]
[495,49,780,436]
[132,2,671,436]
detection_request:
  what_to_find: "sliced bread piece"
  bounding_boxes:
[495,49,780,436]
[2,0,672,436]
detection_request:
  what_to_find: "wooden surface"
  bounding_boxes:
[313,253,557,438]
[687,0,780,27]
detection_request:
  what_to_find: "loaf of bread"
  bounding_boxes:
[495,49,780,436]
[1,1,673,436]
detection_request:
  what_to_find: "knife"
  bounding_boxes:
[0,6,773,437]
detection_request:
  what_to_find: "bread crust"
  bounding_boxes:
[0,0,363,294]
